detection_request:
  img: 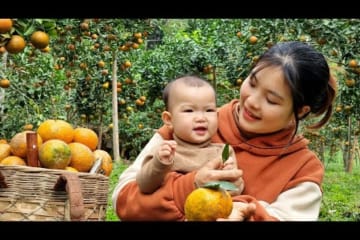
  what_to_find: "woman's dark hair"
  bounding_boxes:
[251,41,336,134]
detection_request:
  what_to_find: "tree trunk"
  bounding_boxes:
[0,52,8,122]
[97,112,103,149]
[111,52,121,163]
[345,115,352,172]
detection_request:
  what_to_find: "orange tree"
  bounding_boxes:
[0,18,155,161]
[175,19,360,171]
[0,19,57,137]
[1,19,359,167]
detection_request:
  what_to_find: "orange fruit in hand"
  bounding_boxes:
[184,187,233,221]
[38,139,71,169]
[5,35,26,54]
[30,31,50,49]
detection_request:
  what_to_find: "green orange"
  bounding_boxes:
[38,139,71,169]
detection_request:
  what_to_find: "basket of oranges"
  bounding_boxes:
[0,119,112,221]
[0,165,109,221]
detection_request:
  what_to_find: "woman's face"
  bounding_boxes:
[238,65,295,137]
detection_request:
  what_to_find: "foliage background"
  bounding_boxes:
[1,19,359,221]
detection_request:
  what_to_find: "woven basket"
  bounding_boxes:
[0,165,109,221]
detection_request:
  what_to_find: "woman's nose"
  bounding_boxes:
[246,94,260,110]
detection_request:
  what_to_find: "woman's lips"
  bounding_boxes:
[243,107,259,121]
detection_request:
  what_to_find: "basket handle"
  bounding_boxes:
[0,171,8,188]
[54,173,85,221]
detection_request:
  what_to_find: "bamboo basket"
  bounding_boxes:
[0,165,109,221]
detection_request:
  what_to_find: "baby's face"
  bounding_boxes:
[167,81,218,144]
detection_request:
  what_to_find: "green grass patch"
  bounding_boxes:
[105,160,129,221]
[319,162,360,221]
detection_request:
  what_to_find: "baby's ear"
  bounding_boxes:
[161,111,172,127]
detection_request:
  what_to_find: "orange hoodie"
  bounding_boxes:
[116,99,324,221]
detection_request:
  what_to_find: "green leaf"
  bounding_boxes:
[222,143,229,163]
[202,180,238,191]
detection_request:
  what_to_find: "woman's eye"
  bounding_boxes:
[267,99,277,105]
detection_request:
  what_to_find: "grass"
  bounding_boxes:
[105,160,129,221]
[105,159,360,221]
[319,161,360,221]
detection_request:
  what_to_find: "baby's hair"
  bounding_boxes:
[162,75,215,111]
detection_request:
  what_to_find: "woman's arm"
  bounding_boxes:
[111,132,164,211]
[258,182,322,221]
[113,152,244,221]
[231,182,322,221]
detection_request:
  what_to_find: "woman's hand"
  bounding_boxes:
[222,156,237,170]
[194,157,244,191]
[217,202,256,221]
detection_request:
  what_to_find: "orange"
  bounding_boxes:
[38,139,71,169]
[0,18,13,34]
[73,127,99,151]
[65,166,78,172]
[348,59,358,68]
[37,119,74,143]
[80,22,89,31]
[5,35,26,54]
[132,43,139,49]
[68,142,95,172]
[133,32,142,38]
[124,60,131,68]
[23,124,34,130]
[40,46,51,53]
[0,143,11,161]
[30,31,50,49]
[184,187,233,221]
[9,131,43,158]
[0,46,6,54]
[0,156,26,166]
[97,60,105,68]
[0,79,10,88]
[93,149,113,176]
[249,35,258,44]
[345,79,355,87]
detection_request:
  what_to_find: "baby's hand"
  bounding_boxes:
[158,140,177,164]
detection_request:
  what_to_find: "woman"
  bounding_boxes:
[112,41,337,221]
